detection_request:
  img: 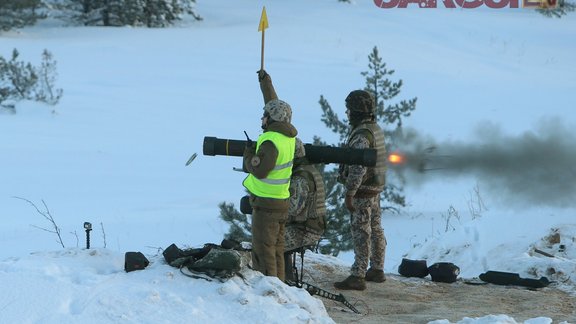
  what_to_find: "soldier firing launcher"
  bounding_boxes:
[204,135,363,313]
[202,136,377,167]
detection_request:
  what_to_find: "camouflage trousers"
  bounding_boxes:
[251,209,287,281]
[284,225,321,253]
[349,195,387,278]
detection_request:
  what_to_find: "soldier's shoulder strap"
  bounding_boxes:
[293,166,317,191]
[350,127,375,146]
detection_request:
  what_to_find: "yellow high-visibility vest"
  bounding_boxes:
[243,132,295,199]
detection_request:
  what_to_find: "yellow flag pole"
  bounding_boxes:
[258,7,269,71]
[260,27,265,71]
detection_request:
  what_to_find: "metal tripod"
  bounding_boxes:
[285,247,360,314]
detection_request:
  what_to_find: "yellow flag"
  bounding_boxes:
[258,6,268,31]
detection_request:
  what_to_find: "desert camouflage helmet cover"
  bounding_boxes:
[294,137,306,158]
[345,90,375,113]
[264,99,292,123]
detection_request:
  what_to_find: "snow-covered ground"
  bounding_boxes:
[1,1,575,323]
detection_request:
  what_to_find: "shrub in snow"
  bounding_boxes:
[0,49,63,113]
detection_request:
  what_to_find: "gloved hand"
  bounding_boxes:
[257,69,269,82]
[345,194,355,213]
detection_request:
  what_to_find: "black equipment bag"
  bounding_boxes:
[428,262,460,283]
[398,258,429,278]
[479,271,520,286]
[124,251,149,272]
[479,271,550,289]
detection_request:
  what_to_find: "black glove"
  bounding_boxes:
[257,69,269,82]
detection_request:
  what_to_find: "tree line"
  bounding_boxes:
[0,0,201,32]
[1,0,573,33]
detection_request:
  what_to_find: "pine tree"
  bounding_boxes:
[0,49,63,112]
[537,0,576,17]
[0,0,45,32]
[142,0,174,27]
[0,49,38,110]
[53,0,201,27]
[316,46,417,256]
[218,202,251,243]
[34,50,63,106]
[50,0,107,26]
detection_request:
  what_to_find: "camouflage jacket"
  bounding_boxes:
[339,120,386,197]
[288,161,326,234]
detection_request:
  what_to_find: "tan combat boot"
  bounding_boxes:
[365,268,386,282]
[334,275,366,291]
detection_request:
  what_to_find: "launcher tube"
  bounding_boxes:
[203,136,376,167]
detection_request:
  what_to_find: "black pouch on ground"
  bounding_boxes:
[220,238,244,250]
[428,262,460,283]
[124,251,149,272]
[398,258,429,278]
[162,243,184,264]
[479,271,550,288]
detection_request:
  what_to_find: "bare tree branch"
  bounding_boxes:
[13,196,65,248]
[100,222,107,248]
[71,230,79,248]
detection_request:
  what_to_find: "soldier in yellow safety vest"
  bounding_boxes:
[242,70,298,281]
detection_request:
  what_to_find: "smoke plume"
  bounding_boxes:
[391,118,576,208]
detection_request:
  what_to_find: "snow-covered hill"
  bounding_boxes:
[1,1,575,323]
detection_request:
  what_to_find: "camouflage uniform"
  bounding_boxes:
[284,149,326,282]
[340,120,387,278]
[285,163,326,252]
[334,90,387,290]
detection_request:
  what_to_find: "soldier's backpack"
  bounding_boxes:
[398,258,429,278]
[428,262,460,283]
[188,248,242,279]
[163,240,248,281]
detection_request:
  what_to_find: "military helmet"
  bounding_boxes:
[264,99,292,123]
[345,90,375,113]
[294,137,306,158]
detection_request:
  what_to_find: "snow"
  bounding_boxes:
[1,1,575,323]
[0,249,332,323]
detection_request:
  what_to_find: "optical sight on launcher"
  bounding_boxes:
[202,136,377,167]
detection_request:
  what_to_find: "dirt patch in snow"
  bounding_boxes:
[300,258,575,324]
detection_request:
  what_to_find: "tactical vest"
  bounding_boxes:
[292,164,327,234]
[243,132,295,199]
[347,122,387,188]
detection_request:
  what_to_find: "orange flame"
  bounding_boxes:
[388,153,405,164]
